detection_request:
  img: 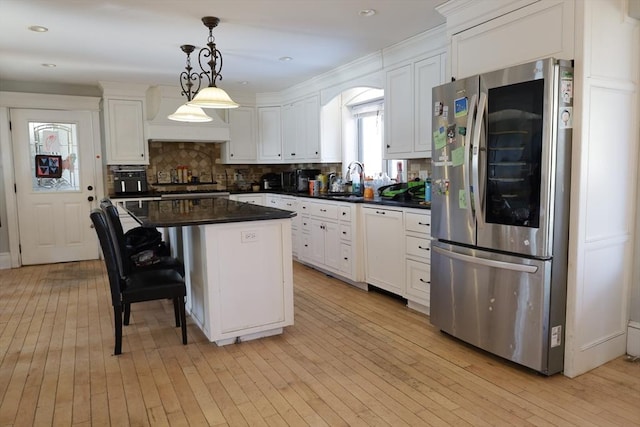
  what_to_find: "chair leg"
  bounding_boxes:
[113,306,123,355]
[123,303,131,325]
[179,296,187,345]
[173,298,180,327]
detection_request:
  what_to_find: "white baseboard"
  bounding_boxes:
[628,321,640,357]
[0,252,11,270]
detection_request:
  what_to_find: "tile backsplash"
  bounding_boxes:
[105,141,431,194]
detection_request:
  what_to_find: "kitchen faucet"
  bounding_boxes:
[347,161,365,195]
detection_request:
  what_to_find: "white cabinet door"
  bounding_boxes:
[225,107,257,163]
[104,99,148,164]
[450,0,574,79]
[384,64,414,158]
[258,106,282,162]
[320,94,342,163]
[283,95,320,162]
[302,95,321,161]
[309,218,326,265]
[363,206,405,294]
[323,220,340,271]
[281,103,297,162]
[414,55,443,157]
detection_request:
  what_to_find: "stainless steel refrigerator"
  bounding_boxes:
[430,58,573,375]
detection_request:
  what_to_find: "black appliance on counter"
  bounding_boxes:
[281,169,321,193]
[113,169,148,194]
[260,173,282,190]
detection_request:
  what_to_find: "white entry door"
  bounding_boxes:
[11,109,98,265]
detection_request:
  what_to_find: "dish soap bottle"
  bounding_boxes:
[425,178,432,202]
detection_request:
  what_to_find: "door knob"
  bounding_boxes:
[88,196,94,202]
[87,185,93,191]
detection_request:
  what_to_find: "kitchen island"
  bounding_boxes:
[122,197,296,345]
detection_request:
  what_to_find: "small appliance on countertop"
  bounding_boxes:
[260,173,282,190]
[281,169,321,193]
[113,169,148,195]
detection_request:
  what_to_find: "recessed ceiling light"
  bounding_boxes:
[29,25,49,32]
[41,63,56,68]
[279,56,293,62]
[359,9,376,17]
[238,81,249,85]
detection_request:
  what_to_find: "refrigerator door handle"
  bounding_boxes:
[471,92,487,229]
[464,94,478,223]
[433,245,538,273]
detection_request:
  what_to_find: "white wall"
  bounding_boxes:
[564,0,640,375]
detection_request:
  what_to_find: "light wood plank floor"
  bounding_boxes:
[1,260,638,426]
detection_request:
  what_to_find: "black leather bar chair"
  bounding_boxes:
[100,198,185,277]
[90,208,187,355]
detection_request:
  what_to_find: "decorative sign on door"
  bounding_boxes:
[35,154,63,178]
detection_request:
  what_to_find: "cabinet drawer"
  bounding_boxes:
[406,259,430,305]
[405,211,431,235]
[338,205,352,222]
[339,243,353,276]
[311,202,338,219]
[300,216,311,232]
[405,235,431,260]
[339,224,351,241]
[282,198,297,211]
[299,201,312,214]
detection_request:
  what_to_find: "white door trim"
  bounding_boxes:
[0,92,103,268]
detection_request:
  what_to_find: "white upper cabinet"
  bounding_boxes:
[414,56,444,157]
[447,0,574,79]
[223,106,257,163]
[282,94,321,163]
[100,82,149,165]
[384,53,444,159]
[319,94,342,163]
[103,98,148,165]
[257,106,282,162]
[384,64,414,157]
[302,95,321,161]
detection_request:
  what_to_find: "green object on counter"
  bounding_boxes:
[379,181,425,200]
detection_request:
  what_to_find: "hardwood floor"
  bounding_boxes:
[1,260,638,426]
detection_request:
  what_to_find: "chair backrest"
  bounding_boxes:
[90,208,124,306]
[100,199,134,276]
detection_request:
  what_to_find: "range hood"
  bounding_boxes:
[146,85,230,142]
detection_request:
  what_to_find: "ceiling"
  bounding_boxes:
[0,0,447,94]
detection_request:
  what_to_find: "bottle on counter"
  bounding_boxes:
[182,166,188,184]
[425,178,432,202]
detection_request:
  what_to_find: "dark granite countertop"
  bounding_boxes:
[109,189,430,210]
[233,190,431,210]
[120,197,296,227]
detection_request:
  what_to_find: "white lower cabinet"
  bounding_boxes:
[406,260,431,310]
[298,199,360,283]
[404,209,432,314]
[361,204,432,313]
[362,206,405,295]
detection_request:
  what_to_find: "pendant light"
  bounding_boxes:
[186,16,239,109]
[168,44,213,122]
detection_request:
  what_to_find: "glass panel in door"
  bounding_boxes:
[29,122,80,192]
[485,79,544,228]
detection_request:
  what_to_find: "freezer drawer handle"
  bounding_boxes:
[433,246,538,273]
